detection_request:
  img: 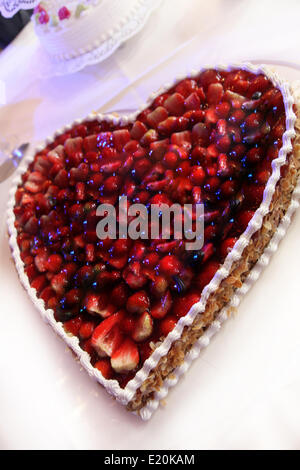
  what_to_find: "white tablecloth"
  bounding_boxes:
[0,0,300,450]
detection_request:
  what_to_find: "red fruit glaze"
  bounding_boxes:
[14,68,287,385]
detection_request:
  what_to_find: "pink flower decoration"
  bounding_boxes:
[39,10,50,24]
[58,6,71,20]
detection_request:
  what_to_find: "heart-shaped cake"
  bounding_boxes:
[7,63,300,419]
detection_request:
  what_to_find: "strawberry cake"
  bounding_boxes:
[7,63,300,419]
[33,0,154,61]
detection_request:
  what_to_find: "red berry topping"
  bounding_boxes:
[91,311,124,357]
[14,67,287,385]
[126,291,150,314]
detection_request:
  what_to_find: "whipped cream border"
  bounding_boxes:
[6,63,297,415]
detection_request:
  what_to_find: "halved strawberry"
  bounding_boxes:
[91,311,124,357]
[132,311,153,342]
[164,93,185,116]
[79,320,95,339]
[151,290,172,319]
[31,275,47,294]
[158,116,189,135]
[130,121,147,140]
[175,79,197,97]
[64,317,82,336]
[207,83,224,105]
[140,129,159,146]
[147,106,168,128]
[46,254,62,273]
[83,134,98,152]
[47,145,65,164]
[170,131,192,149]
[84,292,116,318]
[111,338,139,373]
[184,92,201,110]
[50,272,68,296]
[64,137,83,157]
[34,248,49,273]
[24,179,43,194]
[112,129,130,151]
[126,290,150,314]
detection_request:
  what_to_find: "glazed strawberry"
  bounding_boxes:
[126,291,150,314]
[207,83,224,105]
[40,286,55,304]
[164,93,185,116]
[94,359,114,380]
[111,338,139,373]
[184,92,201,110]
[91,311,124,357]
[151,290,172,319]
[46,254,62,273]
[190,166,205,185]
[34,248,49,273]
[159,315,177,337]
[150,275,168,298]
[79,320,95,340]
[51,272,68,296]
[111,282,129,308]
[13,67,288,387]
[84,292,116,318]
[132,311,153,342]
[159,255,181,277]
[175,79,198,98]
[113,129,131,152]
[65,288,81,305]
[130,121,147,140]
[121,314,135,335]
[81,338,95,357]
[64,317,82,336]
[147,107,169,128]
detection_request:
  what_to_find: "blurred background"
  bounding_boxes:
[0,10,31,49]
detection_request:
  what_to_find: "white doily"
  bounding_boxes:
[0,0,38,18]
[33,0,162,78]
